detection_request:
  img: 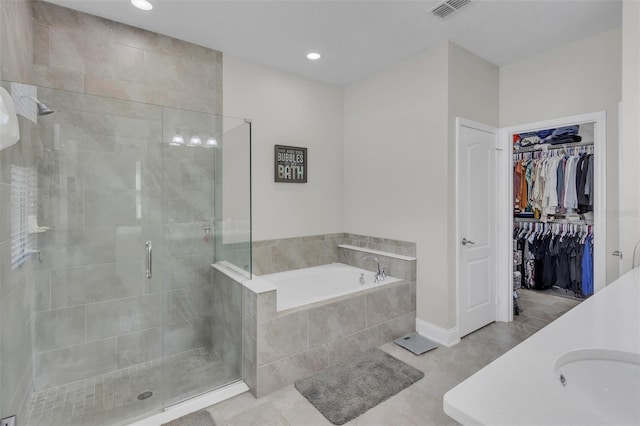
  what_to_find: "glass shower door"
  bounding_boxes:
[29,85,167,425]
[1,82,249,426]
[160,108,249,406]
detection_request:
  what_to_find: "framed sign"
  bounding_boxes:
[274,145,307,183]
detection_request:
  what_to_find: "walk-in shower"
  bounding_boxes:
[0,80,251,426]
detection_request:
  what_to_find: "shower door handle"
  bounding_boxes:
[145,241,152,279]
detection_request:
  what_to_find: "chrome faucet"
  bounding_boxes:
[362,255,386,283]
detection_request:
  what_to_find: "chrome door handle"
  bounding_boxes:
[146,241,152,279]
[612,250,623,259]
[461,238,476,246]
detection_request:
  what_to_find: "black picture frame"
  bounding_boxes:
[274,145,307,183]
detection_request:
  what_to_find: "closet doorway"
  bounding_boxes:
[497,111,607,322]
[455,119,499,338]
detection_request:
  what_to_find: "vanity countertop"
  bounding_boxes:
[443,268,640,425]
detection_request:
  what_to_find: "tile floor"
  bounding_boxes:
[203,289,580,426]
[24,347,239,426]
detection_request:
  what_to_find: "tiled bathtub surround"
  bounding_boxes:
[252,233,416,275]
[244,248,417,397]
[210,264,244,381]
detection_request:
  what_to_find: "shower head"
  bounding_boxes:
[36,101,54,116]
[22,96,55,116]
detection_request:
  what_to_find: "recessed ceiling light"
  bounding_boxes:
[131,0,153,11]
[306,51,322,61]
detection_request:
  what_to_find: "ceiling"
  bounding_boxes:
[46,0,622,86]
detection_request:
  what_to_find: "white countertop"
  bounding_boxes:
[444,268,640,425]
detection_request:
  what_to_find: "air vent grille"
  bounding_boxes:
[431,0,471,19]
[447,0,471,10]
[432,3,455,18]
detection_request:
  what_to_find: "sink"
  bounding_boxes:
[554,349,640,425]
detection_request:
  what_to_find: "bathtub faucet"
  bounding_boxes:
[362,255,385,283]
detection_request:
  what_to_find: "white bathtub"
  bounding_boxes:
[261,263,403,311]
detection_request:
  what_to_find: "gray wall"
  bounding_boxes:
[0,0,36,420]
[343,42,500,330]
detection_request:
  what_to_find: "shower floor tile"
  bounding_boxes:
[23,347,239,426]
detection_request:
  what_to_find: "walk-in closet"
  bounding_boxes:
[509,116,604,317]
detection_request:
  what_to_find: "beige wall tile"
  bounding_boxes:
[256,290,276,323]
[326,327,381,365]
[48,27,88,72]
[113,21,219,64]
[33,23,49,66]
[308,296,366,347]
[34,306,86,352]
[256,346,328,398]
[32,1,115,42]
[2,0,224,396]
[377,311,415,343]
[32,64,84,91]
[365,282,412,326]
[34,337,117,389]
[257,311,308,365]
[0,0,32,83]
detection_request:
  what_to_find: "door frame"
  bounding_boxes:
[496,111,607,322]
[455,118,499,338]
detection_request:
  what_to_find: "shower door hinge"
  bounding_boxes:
[1,415,16,426]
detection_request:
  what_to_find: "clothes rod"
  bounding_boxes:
[514,217,594,225]
[513,140,594,154]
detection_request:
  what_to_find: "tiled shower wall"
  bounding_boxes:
[30,90,220,389]
[3,0,223,398]
[30,1,221,113]
[0,0,33,84]
[0,0,35,420]
[0,103,39,422]
[30,1,222,390]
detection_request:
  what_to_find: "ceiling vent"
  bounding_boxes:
[431,0,471,19]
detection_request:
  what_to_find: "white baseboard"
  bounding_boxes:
[127,381,249,426]
[416,318,460,347]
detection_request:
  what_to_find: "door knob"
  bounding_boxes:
[612,250,623,259]
[461,238,476,246]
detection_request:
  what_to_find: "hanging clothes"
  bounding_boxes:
[581,234,594,296]
[512,221,593,297]
[513,125,594,299]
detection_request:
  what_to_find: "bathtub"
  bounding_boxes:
[261,263,402,311]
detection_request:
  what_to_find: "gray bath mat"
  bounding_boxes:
[295,348,424,425]
[162,410,215,426]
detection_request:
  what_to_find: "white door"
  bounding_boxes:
[457,119,498,338]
